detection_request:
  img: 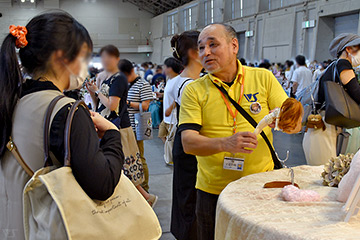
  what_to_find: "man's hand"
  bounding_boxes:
[223,132,258,154]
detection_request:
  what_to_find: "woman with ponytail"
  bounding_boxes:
[0,11,124,239]
[169,30,203,240]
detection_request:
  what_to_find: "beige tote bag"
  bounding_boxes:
[120,126,145,186]
[164,111,177,165]
[9,97,162,240]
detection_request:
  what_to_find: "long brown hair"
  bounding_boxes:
[278,98,303,131]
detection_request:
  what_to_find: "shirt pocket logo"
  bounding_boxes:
[244,92,259,102]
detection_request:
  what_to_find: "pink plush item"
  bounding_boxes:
[281,185,321,202]
[337,150,360,202]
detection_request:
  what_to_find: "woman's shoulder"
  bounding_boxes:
[337,59,353,71]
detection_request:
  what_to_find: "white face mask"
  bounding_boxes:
[65,58,89,90]
[350,51,360,68]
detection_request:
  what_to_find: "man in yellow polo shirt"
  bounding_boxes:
[179,23,288,239]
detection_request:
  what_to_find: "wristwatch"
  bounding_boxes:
[94,90,100,98]
[127,100,131,107]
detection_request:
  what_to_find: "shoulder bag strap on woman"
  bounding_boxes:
[177,78,193,98]
[7,95,66,177]
[64,100,89,167]
[43,95,66,166]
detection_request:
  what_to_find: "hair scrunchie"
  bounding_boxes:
[9,25,28,49]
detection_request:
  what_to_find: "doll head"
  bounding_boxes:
[278,98,303,134]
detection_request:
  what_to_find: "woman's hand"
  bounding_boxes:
[86,81,99,93]
[90,111,118,138]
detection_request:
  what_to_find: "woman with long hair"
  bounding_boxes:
[169,31,203,240]
[0,12,124,238]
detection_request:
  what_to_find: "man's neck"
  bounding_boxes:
[212,59,238,83]
[128,73,138,83]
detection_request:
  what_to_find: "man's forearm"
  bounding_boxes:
[292,82,298,93]
[129,101,140,110]
[181,130,226,156]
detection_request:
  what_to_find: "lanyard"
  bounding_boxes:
[217,67,245,135]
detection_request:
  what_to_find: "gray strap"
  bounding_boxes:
[43,95,65,166]
[139,102,143,113]
[64,100,89,167]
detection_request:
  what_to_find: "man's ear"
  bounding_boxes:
[232,38,239,55]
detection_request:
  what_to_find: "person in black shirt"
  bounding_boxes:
[303,33,360,166]
[86,45,131,128]
[318,40,360,107]
[87,46,158,207]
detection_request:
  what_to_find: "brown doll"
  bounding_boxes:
[254,98,304,135]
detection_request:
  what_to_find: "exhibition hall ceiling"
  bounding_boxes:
[124,0,194,15]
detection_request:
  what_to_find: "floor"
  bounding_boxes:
[145,129,307,240]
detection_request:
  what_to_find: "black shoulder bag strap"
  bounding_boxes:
[212,82,283,169]
[177,78,193,98]
[176,78,193,123]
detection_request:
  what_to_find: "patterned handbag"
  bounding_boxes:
[120,126,145,186]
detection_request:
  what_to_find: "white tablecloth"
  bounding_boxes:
[215,165,360,240]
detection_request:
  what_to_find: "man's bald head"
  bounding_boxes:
[198,23,239,74]
[200,23,236,43]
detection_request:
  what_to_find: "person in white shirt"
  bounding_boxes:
[292,55,313,97]
[158,57,184,143]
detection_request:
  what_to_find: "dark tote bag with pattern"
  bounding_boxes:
[324,61,360,129]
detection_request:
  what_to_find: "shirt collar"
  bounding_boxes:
[209,60,243,88]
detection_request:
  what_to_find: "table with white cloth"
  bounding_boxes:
[215,165,360,240]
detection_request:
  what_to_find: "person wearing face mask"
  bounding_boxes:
[0,12,124,239]
[63,57,90,100]
[303,33,360,166]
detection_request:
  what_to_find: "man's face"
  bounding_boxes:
[198,25,239,74]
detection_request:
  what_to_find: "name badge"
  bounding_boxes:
[223,156,244,171]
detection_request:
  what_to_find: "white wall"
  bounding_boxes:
[0,0,154,63]
[150,0,360,64]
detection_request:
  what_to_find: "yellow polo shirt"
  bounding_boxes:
[179,60,288,195]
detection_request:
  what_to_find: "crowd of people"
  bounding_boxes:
[1,10,360,240]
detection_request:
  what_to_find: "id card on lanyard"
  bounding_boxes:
[217,67,246,171]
